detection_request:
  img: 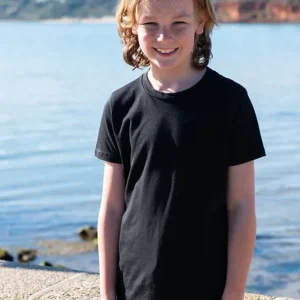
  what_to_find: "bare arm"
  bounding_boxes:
[222,161,257,300]
[98,162,125,300]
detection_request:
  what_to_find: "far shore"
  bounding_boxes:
[1,15,300,24]
[0,16,116,24]
[42,16,116,24]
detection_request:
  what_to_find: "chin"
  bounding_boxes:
[152,61,180,71]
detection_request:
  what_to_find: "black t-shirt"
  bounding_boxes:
[95,67,266,300]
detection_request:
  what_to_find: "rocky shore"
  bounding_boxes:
[42,3,300,25]
[41,16,116,24]
[1,1,300,23]
[214,1,300,23]
[0,226,98,268]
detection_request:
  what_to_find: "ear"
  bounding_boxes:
[195,13,206,35]
[132,24,138,35]
[196,24,204,35]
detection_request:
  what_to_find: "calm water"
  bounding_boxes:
[0,22,300,298]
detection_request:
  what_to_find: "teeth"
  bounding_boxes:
[156,48,176,54]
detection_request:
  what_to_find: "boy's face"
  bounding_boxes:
[133,0,205,72]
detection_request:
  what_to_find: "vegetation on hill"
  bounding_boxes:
[0,0,117,20]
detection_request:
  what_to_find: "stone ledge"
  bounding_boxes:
[0,260,298,300]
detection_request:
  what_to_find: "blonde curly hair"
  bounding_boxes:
[115,0,218,70]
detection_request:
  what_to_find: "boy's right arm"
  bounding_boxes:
[98,161,125,300]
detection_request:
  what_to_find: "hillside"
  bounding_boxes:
[0,0,299,22]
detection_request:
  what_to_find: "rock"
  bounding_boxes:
[78,226,97,241]
[214,1,300,23]
[37,239,97,256]
[52,263,66,269]
[39,261,53,267]
[39,261,66,268]
[0,249,13,261]
[17,249,37,263]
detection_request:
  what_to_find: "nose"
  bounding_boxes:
[157,26,172,42]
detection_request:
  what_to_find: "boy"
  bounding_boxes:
[95,0,266,299]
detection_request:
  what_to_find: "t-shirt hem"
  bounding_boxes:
[95,148,122,164]
[228,149,266,166]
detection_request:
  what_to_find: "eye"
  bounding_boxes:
[173,22,187,25]
[143,22,157,25]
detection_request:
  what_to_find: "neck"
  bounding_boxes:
[147,64,207,93]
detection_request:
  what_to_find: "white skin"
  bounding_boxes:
[133,0,207,93]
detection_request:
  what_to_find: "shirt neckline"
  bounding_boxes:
[141,66,213,101]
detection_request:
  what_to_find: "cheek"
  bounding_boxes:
[181,31,196,51]
[138,31,155,48]
[175,27,194,39]
[172,27,196,46]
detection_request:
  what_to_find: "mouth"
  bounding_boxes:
[153,47,179,56]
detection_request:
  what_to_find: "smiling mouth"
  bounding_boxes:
[153,48,179,55]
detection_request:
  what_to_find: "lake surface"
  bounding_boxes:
[0,22,300,298]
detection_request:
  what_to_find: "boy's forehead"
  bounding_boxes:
[138,0,194,17]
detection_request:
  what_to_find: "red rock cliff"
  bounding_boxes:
[214,1,300,22]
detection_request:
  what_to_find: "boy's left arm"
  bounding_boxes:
[222,160,257,300]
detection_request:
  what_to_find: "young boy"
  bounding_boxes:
[95,0,266,299]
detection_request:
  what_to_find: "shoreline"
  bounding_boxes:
[2,260,299,300]
[40,16,116,24]
[0,16,116,24]
[1,16,300,24]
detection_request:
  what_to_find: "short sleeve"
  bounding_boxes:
[228,87,266,166]
[94,98,122,164]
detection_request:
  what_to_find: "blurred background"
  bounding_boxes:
[0,0,300,299]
